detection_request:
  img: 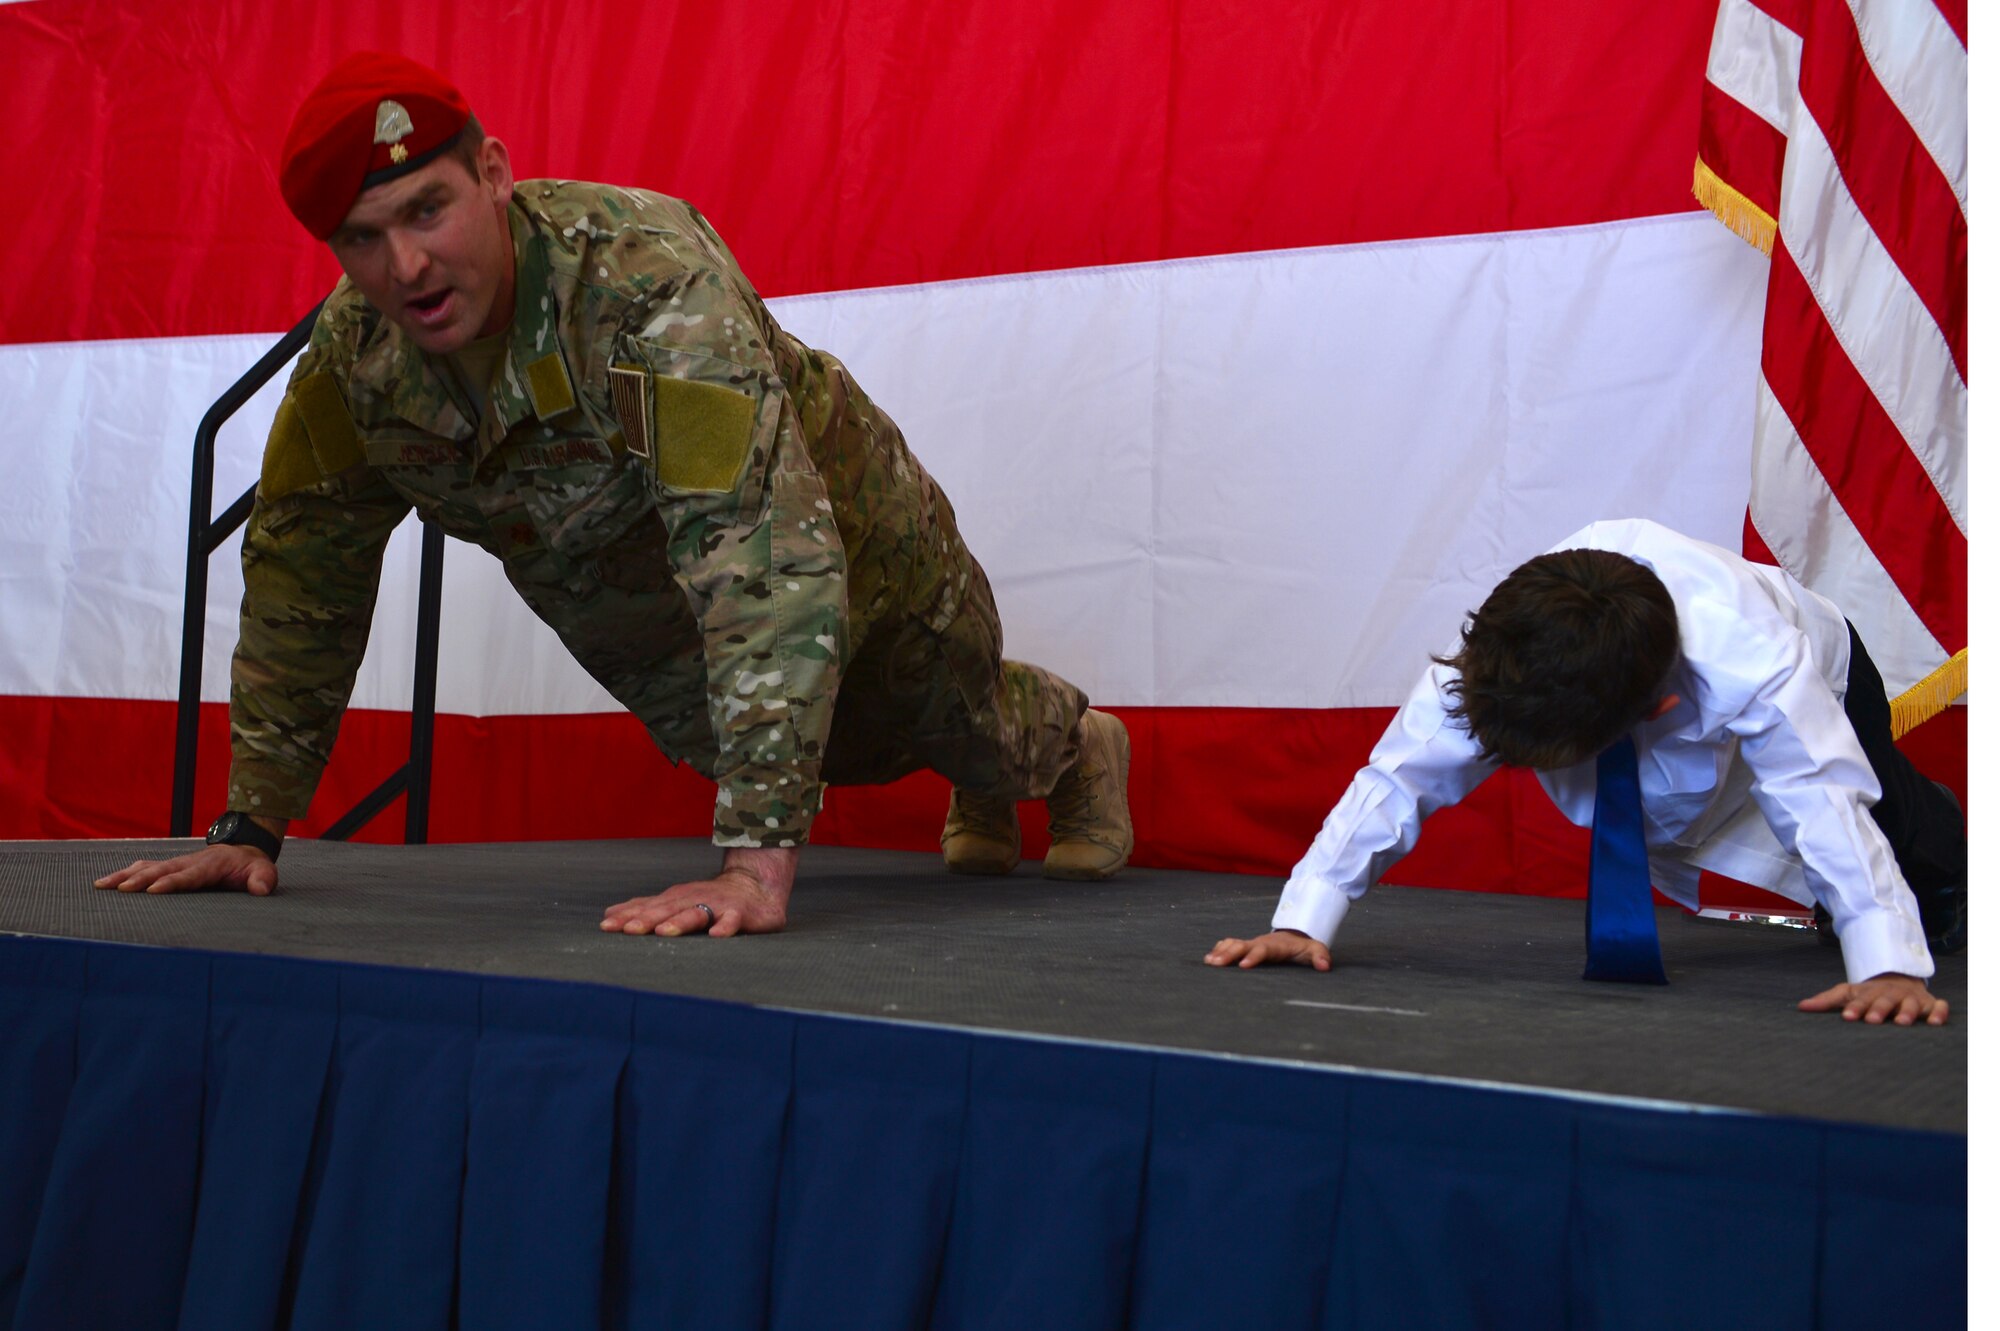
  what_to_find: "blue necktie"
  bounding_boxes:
[1583,734,1668,984]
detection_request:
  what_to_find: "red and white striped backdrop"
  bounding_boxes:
[0,1,1964,905]
[1697,0,1967,710]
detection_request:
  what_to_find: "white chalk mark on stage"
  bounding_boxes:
[1285,1000,1428,1018]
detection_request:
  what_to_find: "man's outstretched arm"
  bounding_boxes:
[600,845,798,938]
[94,815,289,896]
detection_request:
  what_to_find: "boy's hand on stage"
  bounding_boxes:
[1797,972,1949,1026]
[1204,928,1331,971]
[600,846,797,938]
[93,844,279,897]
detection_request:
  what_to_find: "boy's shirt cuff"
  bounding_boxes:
[1271,875,1354,947]
[1836,905,1934,985]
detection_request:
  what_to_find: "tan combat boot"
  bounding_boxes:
[1043,709,1133,880]
[941,789,1022,875]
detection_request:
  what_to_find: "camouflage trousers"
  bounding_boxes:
[821,565,1088,798]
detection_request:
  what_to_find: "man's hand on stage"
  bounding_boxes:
[600,846,797,938]
[1797,972,1949,1026]
[94,844,280,897]
[1204,928,1332,971]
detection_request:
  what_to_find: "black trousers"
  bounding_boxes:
[1840,623,1966,911]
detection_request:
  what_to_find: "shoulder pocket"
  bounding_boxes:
[611,342,767,497]
[260,372,363,499]
[653,377,756,492]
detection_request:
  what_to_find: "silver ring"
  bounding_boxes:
[694,902,715,925]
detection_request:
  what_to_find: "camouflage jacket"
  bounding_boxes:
[230,181,978,846]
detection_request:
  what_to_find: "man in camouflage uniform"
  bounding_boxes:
[97,52,1132,936]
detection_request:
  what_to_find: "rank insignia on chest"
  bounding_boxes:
[608,364,654,459]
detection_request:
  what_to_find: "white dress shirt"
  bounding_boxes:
[1271,520,1933,984]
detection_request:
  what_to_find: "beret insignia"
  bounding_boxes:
[374,100,415,162]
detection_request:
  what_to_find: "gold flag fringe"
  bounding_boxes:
[1692,157,1776,256]
[1890,649,1968,740]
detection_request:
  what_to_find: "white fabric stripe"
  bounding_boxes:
[0,214,1769,714]
[0,335,291,701]
[1748,376,1946,694]
[1775,69,1967,533]
[1846,0,1969,219]
[1706,0,1803,132]
[803,215,1769,710]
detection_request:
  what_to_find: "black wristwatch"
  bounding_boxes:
[206,810,283,861]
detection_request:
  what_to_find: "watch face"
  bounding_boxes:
[207,812,239,842]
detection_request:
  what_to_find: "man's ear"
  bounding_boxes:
[1643,692,1682,721]
[479,136,515,202]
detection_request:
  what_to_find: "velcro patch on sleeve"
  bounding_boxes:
[292,372,363,476]
[259,395,323,500]
[652,376,756,493]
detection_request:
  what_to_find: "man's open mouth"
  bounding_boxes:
[409,289,452,316]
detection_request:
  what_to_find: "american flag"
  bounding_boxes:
[1694,0,1968,734]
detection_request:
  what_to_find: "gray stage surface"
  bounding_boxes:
[0,837,1966,1133]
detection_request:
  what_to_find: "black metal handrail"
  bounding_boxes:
[169,302,443,844]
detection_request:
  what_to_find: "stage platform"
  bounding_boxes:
[0,838,1968,1331]
[1,837,1965,1130]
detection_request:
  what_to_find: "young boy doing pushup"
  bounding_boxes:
[1207,520,1964,1026]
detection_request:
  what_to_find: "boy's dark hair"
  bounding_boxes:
[1435,548,1680,769]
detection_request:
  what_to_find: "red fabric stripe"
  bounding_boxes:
[1741,509,1781,566]
[3,696,1965,919]
[0,0,1720,346]
[1797,0,1967,377]
[1697,81,1787,221]
[1746,0,1813,33]
[1932,0,1966,49]
[1761,243,1966,649]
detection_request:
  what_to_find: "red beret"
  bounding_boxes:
[279,52,472,239]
